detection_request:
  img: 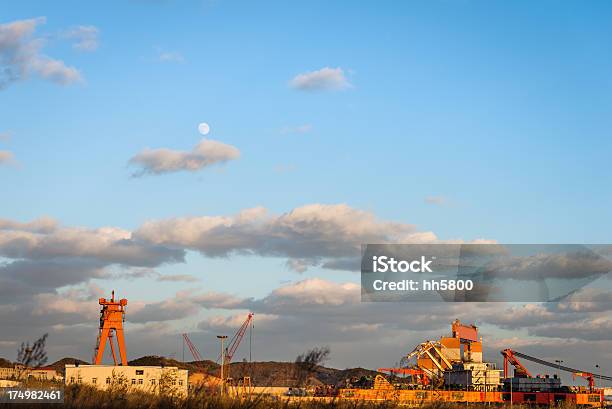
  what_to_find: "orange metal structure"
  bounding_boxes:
[573,372,595,392]
[378,367,430,386]
[93,291,128,366]
[451,319,479,342]
[501,348,532,378]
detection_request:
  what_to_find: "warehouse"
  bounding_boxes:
[64,364,188,396]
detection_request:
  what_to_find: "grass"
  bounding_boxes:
[0,382,588,409]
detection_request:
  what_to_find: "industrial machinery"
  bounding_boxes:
[182,333,204,362]
[378,367,430,387]
[502,348,612,392]
[338,320,606,407]
[401,320,499,391]
[93,291,128,366]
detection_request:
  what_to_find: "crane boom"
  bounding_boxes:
[226,313,254,362]
[511,350,612,381]
[182,333,203,362]
[217,313,254,364]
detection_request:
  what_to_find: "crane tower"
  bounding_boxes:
[93,291,128,366]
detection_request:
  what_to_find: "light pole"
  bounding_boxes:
[217,335,228,396]
[555,360,563,380]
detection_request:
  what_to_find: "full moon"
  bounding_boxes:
[198,122,210,135]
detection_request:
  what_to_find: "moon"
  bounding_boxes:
[198,122,210,135]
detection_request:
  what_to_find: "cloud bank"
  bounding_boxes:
[0,17,82,90]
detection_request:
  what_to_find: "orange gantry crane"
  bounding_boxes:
[93,291,128,365]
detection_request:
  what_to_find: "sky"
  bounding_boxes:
[1,0,611,386]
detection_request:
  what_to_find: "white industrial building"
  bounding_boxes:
[65,365,188,396]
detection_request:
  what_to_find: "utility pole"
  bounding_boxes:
[217,335,228,396]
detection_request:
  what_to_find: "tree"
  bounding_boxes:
[294,346,330,387]
[16,333,48,380]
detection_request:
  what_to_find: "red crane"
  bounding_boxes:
[501,349,532,378]
[182,333,203,362]
[502,349,612,392]
[217,313,254,382]
[573,372,595,391]
[226,313,254,364]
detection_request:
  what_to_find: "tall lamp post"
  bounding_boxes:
[217,335,228,396]
[555,360,563,380]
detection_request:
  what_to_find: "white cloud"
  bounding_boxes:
[0,131,12,141]
[0,216,57,233]
[129,138,240,176]
[425,196,447,206]
[269,278,360,307]
[280,124,312,135]
[157,274,198,282]
[135,203,441,270]
[0,17,82,89]
[158,51,184,63]
[63,25,99,51]
[290,67,351,91]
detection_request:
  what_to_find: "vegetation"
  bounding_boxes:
[4,382,573,409]
[295,347,331,387]
[16,334,48,368]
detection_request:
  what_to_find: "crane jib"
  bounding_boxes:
[513,351,612,380]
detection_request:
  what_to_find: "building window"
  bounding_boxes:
[150,379,156,385]
[106,377,111,384]
[70,377,75,384]
[131,379,136,385]
[77,378,82,384]
[92,378,97,384]
[178,380,183,386]
[138,379,143,385]
[135,370,144,375]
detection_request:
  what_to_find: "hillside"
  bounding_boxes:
[48,357,90,373]
[0,357,13,368]
[0,355,379,387]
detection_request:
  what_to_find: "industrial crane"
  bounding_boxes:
[217,313,254,384]
[501,349,532,378]
[501,349,612,392]
[182,333,203,362]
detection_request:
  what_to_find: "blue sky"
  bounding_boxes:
[1,1,611,376]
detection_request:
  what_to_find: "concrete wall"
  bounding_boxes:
[65,365,188,396]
